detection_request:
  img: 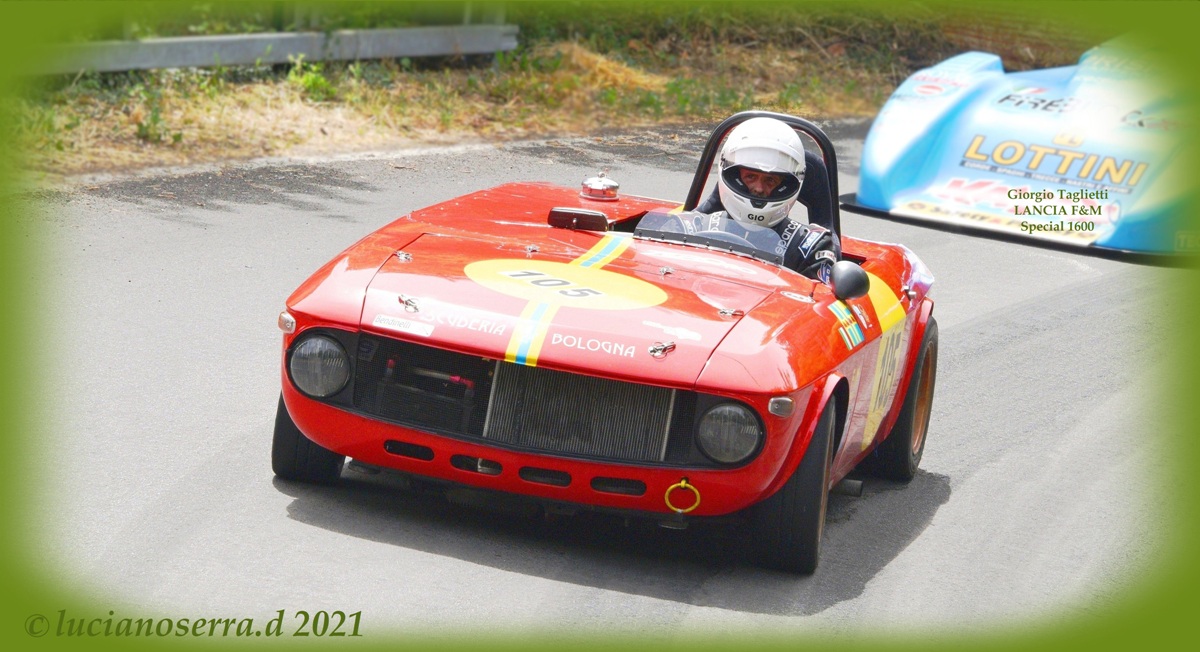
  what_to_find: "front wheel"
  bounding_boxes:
[271,395,345,484]
[871,317,938,482]
[749,402,836,574]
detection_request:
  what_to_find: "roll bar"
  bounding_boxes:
[683,111,841,235]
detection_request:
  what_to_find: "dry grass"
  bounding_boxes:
[11,4,1097,181]
[15,42,903,180]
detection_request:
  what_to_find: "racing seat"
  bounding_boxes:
[797,150,833,232]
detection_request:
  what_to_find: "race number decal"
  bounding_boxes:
[860,272,909,449]
[464,259,667,311]
[464,234,666,366]
[861,326,907,450]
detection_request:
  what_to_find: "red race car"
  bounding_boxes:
[273,111,938,574]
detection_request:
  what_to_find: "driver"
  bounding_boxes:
[683,117,838,282]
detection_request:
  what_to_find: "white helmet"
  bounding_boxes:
[716,117,806,227]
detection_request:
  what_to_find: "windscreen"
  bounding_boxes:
[634,209,786,266]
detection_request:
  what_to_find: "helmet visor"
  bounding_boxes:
[720,164,801,203]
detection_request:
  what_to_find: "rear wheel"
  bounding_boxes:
[272,395,345,484]
[872,317,938,482]
[749,403,836,574]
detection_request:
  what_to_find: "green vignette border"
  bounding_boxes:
[0,1,1196,650]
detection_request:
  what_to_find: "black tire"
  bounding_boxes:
[871,317,938,482]
[749,402,836,574]
[271,395,345,484]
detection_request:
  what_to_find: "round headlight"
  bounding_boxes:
[697,403,763,464]
[289,335,350,398]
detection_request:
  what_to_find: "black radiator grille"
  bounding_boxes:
[484,362,675,462]
[352,334,699,464]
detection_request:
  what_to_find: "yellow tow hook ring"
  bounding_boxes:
[664,478,701,514]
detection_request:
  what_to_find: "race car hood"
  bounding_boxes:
[360,231,794,388]
[852,37,1191,254]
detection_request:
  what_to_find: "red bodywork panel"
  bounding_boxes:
[282,182,934,518]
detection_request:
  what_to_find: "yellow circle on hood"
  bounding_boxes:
[465,259,667,310]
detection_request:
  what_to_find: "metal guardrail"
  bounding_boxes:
[36,25,519,75]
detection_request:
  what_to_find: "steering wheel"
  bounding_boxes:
[697,230,755,249]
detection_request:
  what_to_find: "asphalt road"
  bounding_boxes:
[22,121,1182,638]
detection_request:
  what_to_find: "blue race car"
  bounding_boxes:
[842,37,1194,256]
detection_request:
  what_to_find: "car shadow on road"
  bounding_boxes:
[504,126,712,175]
[274,466,951,616]
[81,164,379,218]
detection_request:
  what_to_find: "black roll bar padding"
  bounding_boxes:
[683,110,841,236]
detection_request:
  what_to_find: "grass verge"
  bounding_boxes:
[11,1,1103,179]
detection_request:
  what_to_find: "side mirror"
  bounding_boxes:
[830,260,869,301]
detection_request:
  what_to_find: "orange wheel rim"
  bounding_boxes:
[911,346,936,456]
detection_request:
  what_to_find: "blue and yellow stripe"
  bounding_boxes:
[575,233,631,268]
[503,234,632,366]
[505,301,560,365]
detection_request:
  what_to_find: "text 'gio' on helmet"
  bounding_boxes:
[716,117,807,227]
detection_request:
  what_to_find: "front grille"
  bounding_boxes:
[484,362,675,462]
[352,334,699,464]
[353,336,495,436]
